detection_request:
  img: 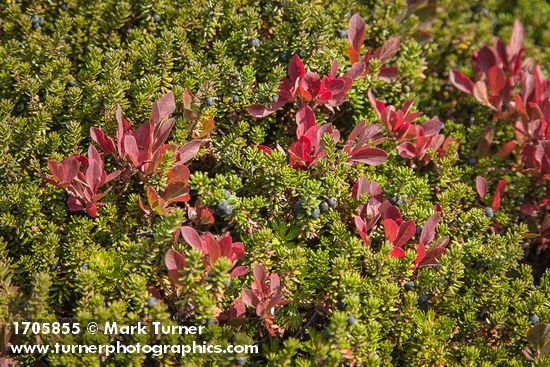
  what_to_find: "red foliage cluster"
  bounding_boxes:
[450,20,550,181]
[247,56,353,117]
[352,177,448,269]
[346,13,400,81]
[368,91,454,164]
[167,226,248,280]
[288,105,387,169]
[46,145,120,217]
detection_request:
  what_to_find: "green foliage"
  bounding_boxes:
[1,0,549,366]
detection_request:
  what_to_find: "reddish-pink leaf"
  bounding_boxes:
[487,66,506,96]
[476,176,487,199]
[389,246,406,258]
[398,142,416,159]
[420,214,440,246]
[177,140,202,164]
[383,219,399,243]
[394,220,416,248]
[492,179,507,210]
[180,226,202,250]
[296,104,317,139]
[150,92,176,124]
[450,70,474,95]
[288,55,305,82]
[477,46,497,73]
[508,20,525,58]
[348,148,388,165]
[374,36,400,63]
[165,249,186,271]
[348,14,366,53]
[231,266,249,278]
[123,135,139,166]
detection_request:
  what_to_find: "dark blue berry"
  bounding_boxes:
[147,297,157,307]
[278,51,291,62]
[50,264,58,271]
[217,199,229,211]
[206,96,215,106]
[68,79,76,87]
[223,280,231,288]
[60,4,69,11]
[418,294,429,305]
[231,95,240,103]
[477,309,487,320]
[294,201,305,214]
[483,207,494,218]
[80,263,88,270]
[389,197,398,205]
[311,207,321,219]
[319,201,329,213]
[336,300,347,310]
[396,198,404,206]
[236,356,246,366]
[322,329,331,340]
[223,189,231,199]
[339,30,348,38]
[271,95,278,102]
[153,14,161,23]
[347,316,356,325]
[404,281,415,291]
[327,197,337,209]
[415,226,423,237]
[31,15,42,29]
[485,355,492,361]
[249,38,261,48]
[467,157,477,166]
[530,314,540,325]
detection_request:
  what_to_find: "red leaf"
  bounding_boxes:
[177,140,202,164]
[389,246,406,258]
[348,14,366,54]
[374,36,400,63]
[231,266,249,277]
[492,179,507,211]
[420,214,440,246]
[496,140,517,157]
[288,55,305,82]
[167,165,190,185]
[180,226,203,250]
[123,134,139,166]
[348,148,388,165]
[247,101,285,117]
[398,142,416,159]
[296,104,317,139]
[508,20,525,58]
[394,220,416,248]
[383,219,399,243]
[476,176,487,199]
[450,70,474,95]
[150,92,176,124]
[477,46,497,73]
[165,249,186,271]
[487,66,506,96]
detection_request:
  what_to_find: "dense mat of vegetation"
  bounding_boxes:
[0,1,549,366]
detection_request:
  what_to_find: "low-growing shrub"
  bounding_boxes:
[0,1,549,366]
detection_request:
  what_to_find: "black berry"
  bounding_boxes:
[418,294,429,305]
[80,263,88,270]
[319,201,329,213]
[278,51,291,62]
[60,4,69,11]
[153,14,161,23]
[467,157,477,166]
[404,281,415,291]
[415,226,423,237]
[327,197,337,209]
[347,316,356,325]
[223,280,231,288]
[294,201,305,214]
[339,30,348,38]
[236,356,246,366]
[231,95,240,103]
[249,38,261,48]
[530,314,540,325]
[206,96,215,106]
[336,300,347,310]
[223,189,231,199]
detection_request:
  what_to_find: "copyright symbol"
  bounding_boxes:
[87,322,98,334]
